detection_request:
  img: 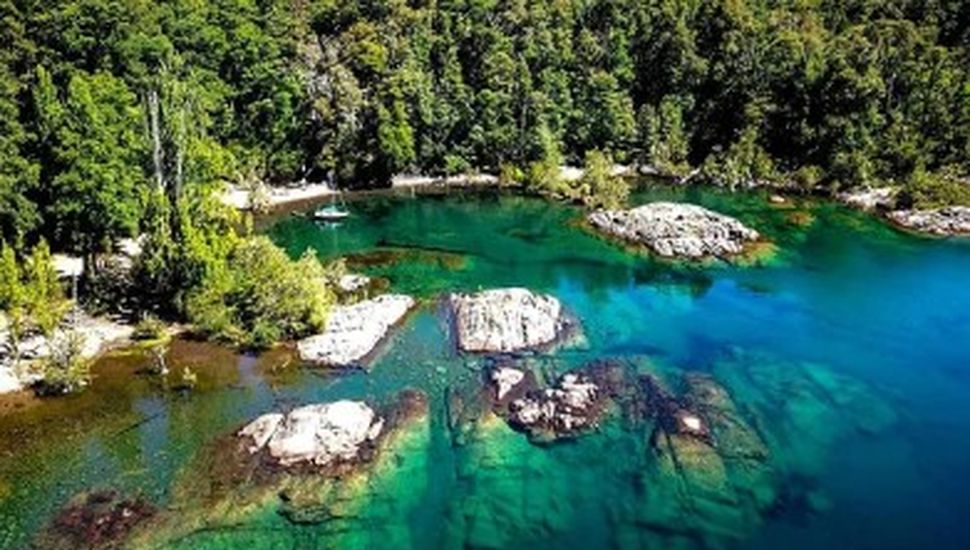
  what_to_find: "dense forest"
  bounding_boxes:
[2,0,969,253]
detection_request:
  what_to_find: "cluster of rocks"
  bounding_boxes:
[887,206,970,236]
[588,202,761,259]
[239,400,385,468]
[449,288,574,353]
[481,361,631,443]
[836,187,899,211]
[506,372,602,441]
[298,294,415,367]
[835,186,970,237]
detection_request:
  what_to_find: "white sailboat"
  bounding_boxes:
[312,176,350,222]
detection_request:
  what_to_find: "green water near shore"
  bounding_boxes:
[2,185,970,548]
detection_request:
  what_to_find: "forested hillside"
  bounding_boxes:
[1,0,969,252]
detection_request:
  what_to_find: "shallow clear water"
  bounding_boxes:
[2,186,969,549]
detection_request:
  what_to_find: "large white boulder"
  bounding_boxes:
[297,294,415,367]
[0,364,23,393]
[239,400,384,467]
[588,202,760,259]
[449,288,570,353]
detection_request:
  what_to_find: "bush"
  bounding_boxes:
[702,126,776,189]
[498,163,524,188]
[577,150,630,210]
[0,240,70,366]
[132,315,167,341]
[35,330,90,395]
[903,166,970,208]
[186,236,335,348]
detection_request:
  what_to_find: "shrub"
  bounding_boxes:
[35,329,90,395]
[498,163,524,188]
[903,166,970,208]
[132,315,166,341]
[577,150,630,210]
[186,236,334,348]
[0,240,70,368]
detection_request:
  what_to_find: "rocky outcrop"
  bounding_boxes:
[298,294,415,367]
[837,187,899,211]
[491,367,526,400]
[239,400,384,468]
[507,373,601,441]
[887,206,970,236]
[337,274,371,294]
[449,288,574,353]
[0,363,24,394]
[588,202,760,259]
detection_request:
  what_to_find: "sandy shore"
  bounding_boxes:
[222,165,641,210]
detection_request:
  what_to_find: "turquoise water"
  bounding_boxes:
[2,186,969,548]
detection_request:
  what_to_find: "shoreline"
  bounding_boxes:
[223,165,646,212]
[229,169,969,238]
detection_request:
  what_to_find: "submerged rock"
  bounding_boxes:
[37,490,155,549]
[449,288,573,353]
[887,206,970,236]
[239,400,384,468]
[588,202,760,259]
[297,294,415,367]
[637,371,777,543]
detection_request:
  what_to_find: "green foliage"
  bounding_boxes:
[577,150,630,210]
[0,240,69,346]
[903,166,970,208]
[132,314,166,342]
[701,126,777,190]
[36,70,147,255]
[186,236,334,349]
[36,329,90,395]
[638,96,691,174]
[23,241,68,336]
[0,0,969,273]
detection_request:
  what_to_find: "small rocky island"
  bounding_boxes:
[449,288,575,353]
[239,400,385,467]
[587,202,760,259]
[297,294,415,367]
[887,206,970,236]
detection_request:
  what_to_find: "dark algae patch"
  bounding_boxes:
[35,490,155,549]
[2,187,970,549]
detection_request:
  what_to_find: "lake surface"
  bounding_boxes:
[2,185,969,548]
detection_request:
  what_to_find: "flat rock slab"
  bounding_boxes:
[887,206,970,236]
[297,294,415,367]
[588,202,760,259]
[449,288,570,353]
[239,400,384,467]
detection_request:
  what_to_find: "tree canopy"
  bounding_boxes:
[0,0,967,251]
